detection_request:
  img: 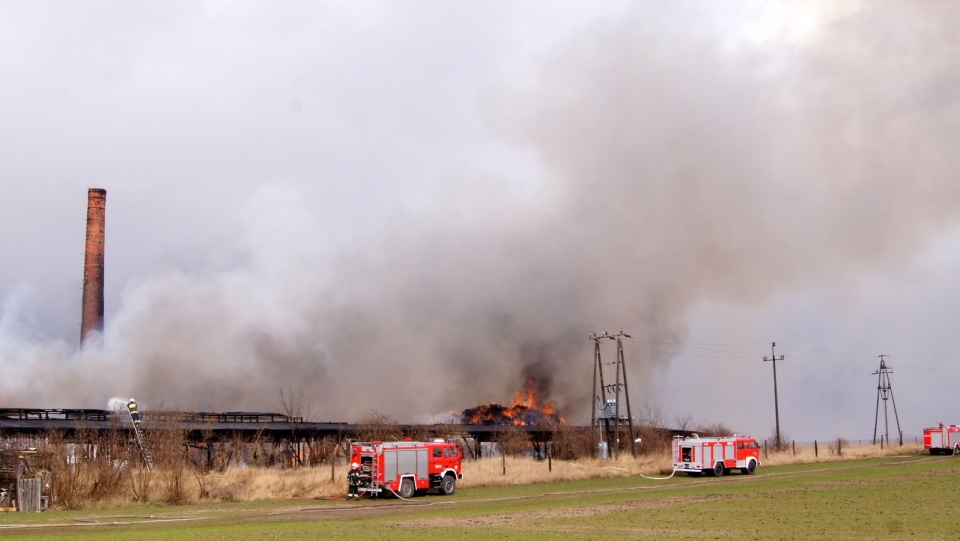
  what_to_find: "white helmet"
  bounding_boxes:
[351,462,359,468]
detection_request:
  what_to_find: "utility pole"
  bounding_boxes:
[590,332,608,451]
[873,355,902,446]
[763,342,784,449]
[612,331,637,457]
[590,330,636,458]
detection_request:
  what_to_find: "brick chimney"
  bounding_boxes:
[80,187,106,346]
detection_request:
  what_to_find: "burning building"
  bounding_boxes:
[460,379,565,427]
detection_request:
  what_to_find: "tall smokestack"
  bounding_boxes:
[80,187,106,346]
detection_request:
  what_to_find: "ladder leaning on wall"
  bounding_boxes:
[127,406,154,470]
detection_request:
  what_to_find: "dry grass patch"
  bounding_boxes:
[201,466,346,501]
[460,454,674,489]
[134,442,930,503]
[34,440,927,509]
[461,442,924,489]
[759,441,923,467]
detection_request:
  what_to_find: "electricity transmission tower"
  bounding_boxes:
[590,331,636,458]
[873,355,902,446]
[763,342,784,449]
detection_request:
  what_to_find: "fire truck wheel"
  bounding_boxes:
[440,474,457,495]
[712,462,725,477]
[742,460,757,475]
[398,478,415,499]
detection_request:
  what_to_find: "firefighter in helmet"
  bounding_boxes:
[347,462,362,499]
[127,399,141,427]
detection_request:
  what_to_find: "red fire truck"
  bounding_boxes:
[350,440,463,498]
[923,424,960,455]
[673,435,761,476]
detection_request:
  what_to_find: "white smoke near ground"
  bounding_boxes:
[1,2,959,429]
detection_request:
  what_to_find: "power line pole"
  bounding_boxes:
[613,331,637,457]
[873,355,902,446]
[590,330,636,458]
[763,342,784,449]
[590,332,608,452]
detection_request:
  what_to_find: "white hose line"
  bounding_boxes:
[637,467,679,481]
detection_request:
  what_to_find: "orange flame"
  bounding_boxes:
[460,379,565,426]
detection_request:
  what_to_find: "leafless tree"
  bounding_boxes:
[278,386,315,468]
[695,421,735,438]
[636,398,667,429]
[495,428,530,457]
[674,414,694,432]
[354,411,403,442]
[144,405,191,503]
[551,425,592,460]
[191,417,218,498]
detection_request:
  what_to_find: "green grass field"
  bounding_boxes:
[2,454,958,540]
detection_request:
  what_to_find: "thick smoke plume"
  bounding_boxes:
[2,3,959,425]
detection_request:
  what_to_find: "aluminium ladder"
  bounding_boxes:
[128,409,154,470]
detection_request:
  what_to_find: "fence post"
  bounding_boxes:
[814,440,818,458]
[792,441,795,456]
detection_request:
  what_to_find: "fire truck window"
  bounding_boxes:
[444,447,456,457]
[737,442,744,449]
[433,448,443,458]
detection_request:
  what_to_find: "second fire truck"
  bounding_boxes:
[923,424,960,455]
[673,434,761,476]
[350,440,463,498]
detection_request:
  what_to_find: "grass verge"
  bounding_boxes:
[0,448,956,540]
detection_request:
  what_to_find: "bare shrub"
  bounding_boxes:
[829,437,849,456]
[673,414,694,431]
[239,427,268,467]
[635,425,672,455]
[403,425,435,442]
[694,422,735,438]
[763,429,792,451]
[39,423,141,508]
[307,435,336,466]
[309,434,344,482]
[143,407,191,504]
[277,387,314,468]
[354,411,403,442]
[430,420,463,442]
[191,418,219,498]
[86,426,127,502]
[39,429,83,509]
[551,426,593,460]
[495,428,530,457]
[636,399,667,429]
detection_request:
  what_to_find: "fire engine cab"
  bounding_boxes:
[350,440,463,498]
[673,434,760,476]
[923,424,960,455]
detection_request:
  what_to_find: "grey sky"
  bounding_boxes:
[2,1,959,442]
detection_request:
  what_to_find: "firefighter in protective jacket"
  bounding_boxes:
[127,399,141,427]
[347,462,362,499]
